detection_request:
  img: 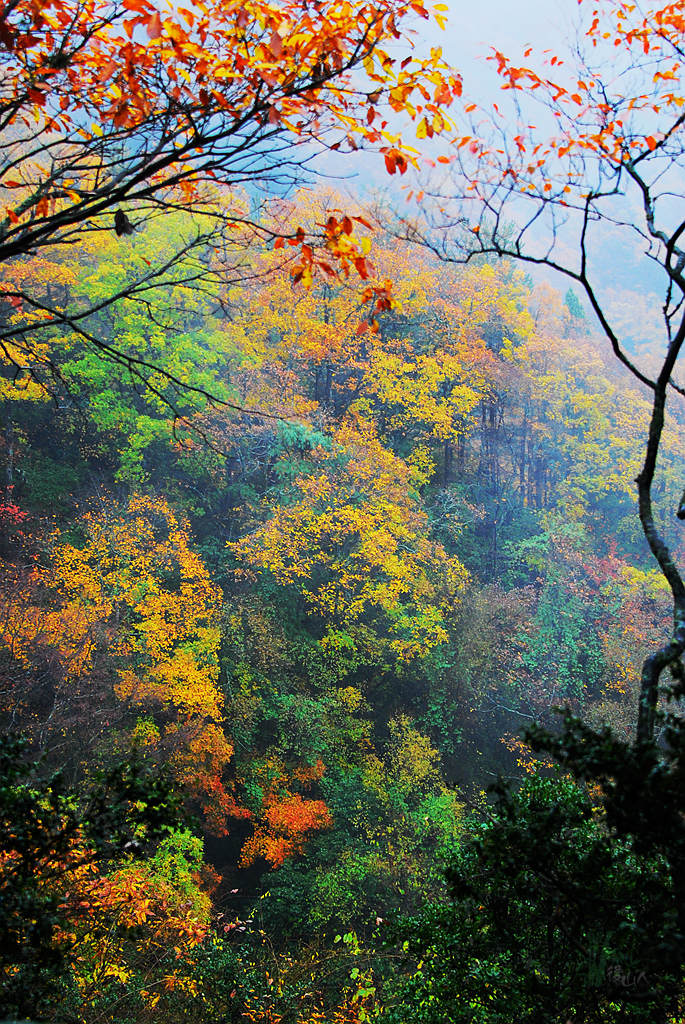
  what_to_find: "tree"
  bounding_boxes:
[0,494,238,833]
[229,420,467,663]
[55,827,215,1019]
[0,733,180,1018]
[238,757,333,869]
[386,769,684,1024]
[403,0,685,745]
[0,0,461,405]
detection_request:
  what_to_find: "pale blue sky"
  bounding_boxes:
[437,0,567,71]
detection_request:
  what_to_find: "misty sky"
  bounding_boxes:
[437,0,567,73]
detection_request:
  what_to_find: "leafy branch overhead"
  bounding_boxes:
[0,0,460,344]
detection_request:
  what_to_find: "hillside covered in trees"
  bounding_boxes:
[2,192,682,1020]
[2,0,685,1021]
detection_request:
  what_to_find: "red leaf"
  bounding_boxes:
[97,60,118,82]
[147,11,162,38]
[269,29,283,57]
[354,256,369,279]
[0,19,16,49]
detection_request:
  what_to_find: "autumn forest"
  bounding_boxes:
[2,0,685,1022]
